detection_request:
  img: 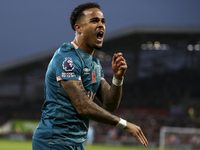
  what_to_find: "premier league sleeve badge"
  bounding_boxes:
[62,57,74,71]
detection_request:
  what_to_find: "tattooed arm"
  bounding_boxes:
[96,79,122,112]
[61,80,119,125]
[61,79,148,147]
[96,52,127,112]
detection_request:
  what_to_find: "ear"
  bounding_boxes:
[74,24,82,35]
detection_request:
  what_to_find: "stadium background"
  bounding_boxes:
[0,0,200,149]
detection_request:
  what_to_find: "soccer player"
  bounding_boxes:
[32,2,148,150]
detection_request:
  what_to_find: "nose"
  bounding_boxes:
[97,21,105,29]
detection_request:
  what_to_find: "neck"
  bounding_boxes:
[72,36,94,55]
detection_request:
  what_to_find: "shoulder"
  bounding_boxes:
[53,43,80,61]
[53,43,83,69]
[58,42,76,55]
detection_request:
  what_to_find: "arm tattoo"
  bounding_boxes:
[61,80,119,126]
[96,79,122,112]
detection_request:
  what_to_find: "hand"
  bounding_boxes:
[124,122,148,147]
[112,52,127,79]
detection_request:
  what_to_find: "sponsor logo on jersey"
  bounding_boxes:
[62,57,74,71]
[83,68,90,75]
[62,72,76,77]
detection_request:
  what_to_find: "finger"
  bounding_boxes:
[119,65,127,72]
[133,127,147,146]
[137,130,148,146]
[134,132,145,146]
[140,131,148,146]
[116,52,123,57]
[136,133,146,146]
[115,56,125,63]
[112,53,117,64]
[116,60,127,68]
[115,60,126,69]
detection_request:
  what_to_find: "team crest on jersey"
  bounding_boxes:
[62,57,74,71]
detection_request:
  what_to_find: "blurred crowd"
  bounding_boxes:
[91,108,200,146]
[0,68,200,146]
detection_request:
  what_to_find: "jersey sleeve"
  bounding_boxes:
[55,51,82,82]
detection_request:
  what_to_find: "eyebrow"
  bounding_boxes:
[90,17,106,22]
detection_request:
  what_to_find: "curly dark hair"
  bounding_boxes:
[70,2,101,31]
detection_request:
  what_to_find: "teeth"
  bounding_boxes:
[97,32,103,38]
[97,31,104,41]
[98,31,103,34]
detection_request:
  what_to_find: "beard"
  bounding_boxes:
[93,43,103,50]
[94,46,102,50]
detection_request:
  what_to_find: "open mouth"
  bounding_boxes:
[96,31,104,42]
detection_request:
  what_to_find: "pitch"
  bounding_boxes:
[0,139,162,150]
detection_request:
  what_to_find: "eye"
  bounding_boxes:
[101,19,106,24]
[91,18,99,23]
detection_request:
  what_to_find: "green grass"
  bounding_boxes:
[0,139,159,150]
[0,140,32,150]
[86,144,158,150]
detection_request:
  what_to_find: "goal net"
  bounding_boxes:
[159,126,200,150]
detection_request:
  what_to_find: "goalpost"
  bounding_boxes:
[159,126,200,150]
